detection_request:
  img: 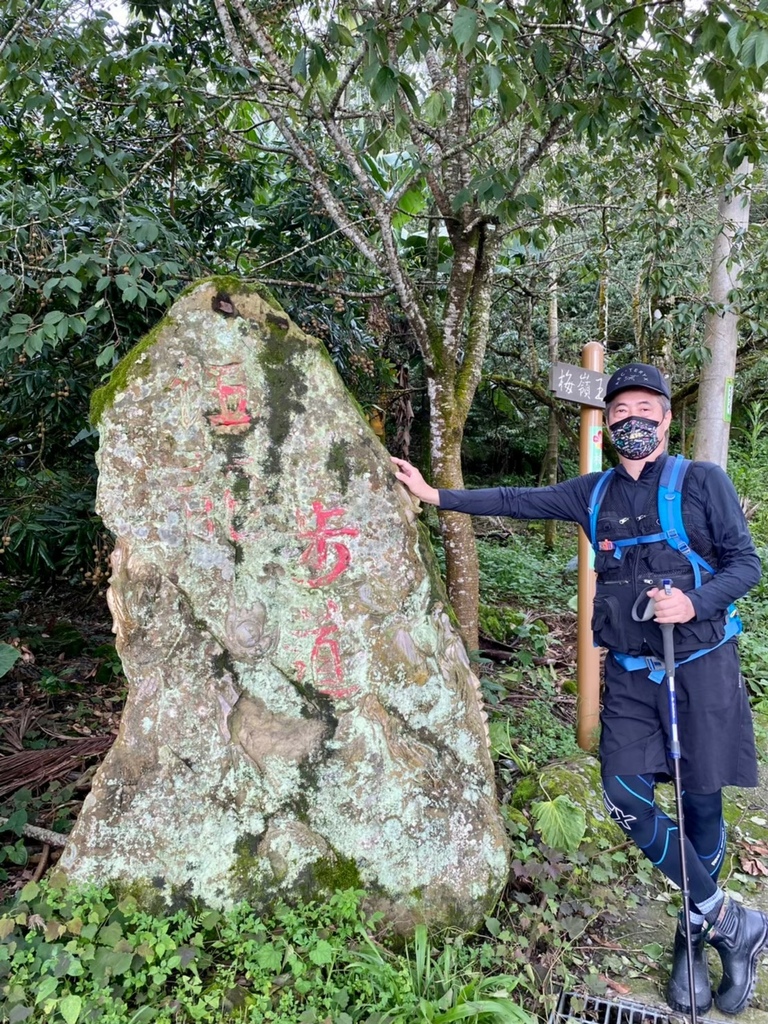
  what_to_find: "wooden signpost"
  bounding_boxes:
[549,343,606,752]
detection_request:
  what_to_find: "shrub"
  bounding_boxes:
[0,881,533,1024]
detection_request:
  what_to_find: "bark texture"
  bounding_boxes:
[694,159,752,468]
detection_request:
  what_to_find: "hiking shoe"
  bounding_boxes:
[706,900,768,1014]
[666,925,712,1014]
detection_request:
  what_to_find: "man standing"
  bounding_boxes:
[392,363,766,1015]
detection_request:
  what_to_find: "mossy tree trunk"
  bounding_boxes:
[543,262,559,550]
[694,158,752,469]
[426,225,503,651]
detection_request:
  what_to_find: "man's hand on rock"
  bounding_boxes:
[391,458,440,506]
[647,586,696,624]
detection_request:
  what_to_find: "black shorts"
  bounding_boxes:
[599,641,758,793]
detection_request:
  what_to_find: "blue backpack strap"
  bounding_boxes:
[613,607,742,683]
[588,469,615,551]
[657,455,715,587]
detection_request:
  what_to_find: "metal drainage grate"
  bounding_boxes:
[549,990,719,1024]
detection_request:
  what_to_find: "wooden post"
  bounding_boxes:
[576,341,604,752]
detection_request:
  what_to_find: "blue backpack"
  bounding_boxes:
[588,454,742,682]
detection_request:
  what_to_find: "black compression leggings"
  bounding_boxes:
[602,774,725,912]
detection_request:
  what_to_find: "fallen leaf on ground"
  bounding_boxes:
[600,975,631,996]
[739,857,768,877]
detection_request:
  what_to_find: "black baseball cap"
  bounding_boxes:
[604,363,671,403]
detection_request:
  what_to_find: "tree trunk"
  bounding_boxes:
[543,268,559,550]
[694,158,752,468]
[598,211,610,347]
[430,382,480,652]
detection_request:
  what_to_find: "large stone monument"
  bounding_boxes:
[62,279,509,931]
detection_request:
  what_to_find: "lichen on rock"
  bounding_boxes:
[65,279,509,933]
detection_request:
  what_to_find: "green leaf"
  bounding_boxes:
[397,73,420,112]
[328,21,355,47]
[622,4,646,37]
[370,65,398,106]
[309,939,335,965]
[0,644,21,678]
[256,942,283,971]
[19,881,39,901]
[292,47,308,81]
[531,795,586,852]
[422,91,446,124]
[754,30,768,69]
[35,976,58,1005]
[642,941,664,960]
[59,994,82,1024]
[532,40,550,75]
[452,7,478,54]
[484,64,502,94]
[491,386,519,422]
[8,1007,32,1023]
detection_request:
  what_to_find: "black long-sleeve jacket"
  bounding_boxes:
[439,454,761,623]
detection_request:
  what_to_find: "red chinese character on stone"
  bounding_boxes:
[293,600,358,699]
[296,501,359,588]
[206,364,252,432]
[177,487,251,543]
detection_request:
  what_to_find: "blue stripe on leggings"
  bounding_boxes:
[616,775,655,807]
[651,819,675,868]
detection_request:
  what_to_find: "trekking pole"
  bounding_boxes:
[660,578,698,1024]
[632,581,698,1024]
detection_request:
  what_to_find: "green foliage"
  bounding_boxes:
[479,606,550,662]
[0,883,534,1024]
[477,538,574,610]
[0,468,106,582]
[501,693,581,766]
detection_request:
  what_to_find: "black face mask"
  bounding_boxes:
[609,415,661,460]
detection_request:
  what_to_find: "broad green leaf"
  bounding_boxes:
[422,91,446,124]
[432,997,534,1023]
[754,30,768,69]
[19,881,39,901]
[531,795,586,852]
[532,40,550,75]
[59,994,82,1024]
[256,942,283,971]
[740,32,758,68]
[642,941,664,960]
[622,4,646,38]
[309,939,335,965]
[292,47,307,81]
[35,976,58,1005]
[726,22,743,57]
[0,644,21,678]
[484,64,502,94]
[370,65,398,106]
[452,7,478,54]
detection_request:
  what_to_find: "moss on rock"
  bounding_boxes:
[90,317,173,426]
[313,851,363,893]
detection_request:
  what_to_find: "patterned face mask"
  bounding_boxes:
[609,415,661,460]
